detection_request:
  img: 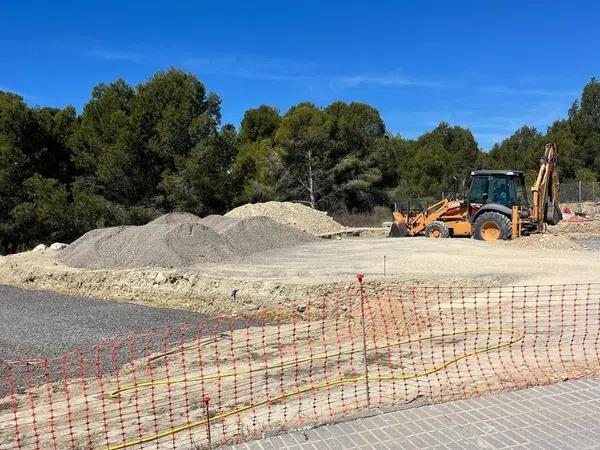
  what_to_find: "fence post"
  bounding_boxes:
[356,273,370,409]
[203,395,212,449]
[578,180,582,208]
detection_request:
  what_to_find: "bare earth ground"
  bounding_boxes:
[0,235,599,316]
[1,220,600,449]
[2,284,599,449]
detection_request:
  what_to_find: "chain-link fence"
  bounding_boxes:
[393,181,599,210]
[560,181,600,203]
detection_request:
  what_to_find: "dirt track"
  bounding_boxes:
[1,237,599,315]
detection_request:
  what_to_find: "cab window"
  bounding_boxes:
[489,176,513,206]
[514,176,529,205]
[468,177,489,203]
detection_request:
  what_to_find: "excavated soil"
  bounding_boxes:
[225,201,345,235]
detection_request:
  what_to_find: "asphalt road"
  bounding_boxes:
[576,239,600,251]
[0,285,227,362]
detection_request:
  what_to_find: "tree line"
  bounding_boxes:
[1,69,599,254]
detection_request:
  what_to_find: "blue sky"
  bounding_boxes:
[1,0,599,149]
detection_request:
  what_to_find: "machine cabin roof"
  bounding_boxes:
[470,169,524,176]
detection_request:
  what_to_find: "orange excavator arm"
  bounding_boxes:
[530,143,562,226]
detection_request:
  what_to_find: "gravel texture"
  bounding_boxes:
[147,211,203,224]
[0,285,212,362]
[59,223,236,269]
[225,201,345,235]
[59,215,316,270]
[218,215,318,256]
[0,285,257,397]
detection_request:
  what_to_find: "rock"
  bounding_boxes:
[154,272,168,284]
[49,243,69,251]
[32,244,47,252]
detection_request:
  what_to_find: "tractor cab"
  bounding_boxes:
[465,170,529,220]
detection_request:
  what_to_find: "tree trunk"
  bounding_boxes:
[307,149,316,209]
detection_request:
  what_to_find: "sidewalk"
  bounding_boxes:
[226,378,600,449]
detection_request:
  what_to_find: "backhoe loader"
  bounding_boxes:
[389,143,562,241]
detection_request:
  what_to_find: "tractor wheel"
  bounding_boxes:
[389,222,408,237]
[424,221,450,239]
[472,212,512,241]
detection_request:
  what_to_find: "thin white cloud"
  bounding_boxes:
[333,74,444,89]
[482,85,578,97]
[182,54,318,81]
[87,48,146,63]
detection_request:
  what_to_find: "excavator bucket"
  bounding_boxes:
[389,221,408,237]
[389,209,409,237]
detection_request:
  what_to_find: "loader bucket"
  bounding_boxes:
[389,221,408,237]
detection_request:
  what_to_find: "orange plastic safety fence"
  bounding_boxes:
[0,282,599,449]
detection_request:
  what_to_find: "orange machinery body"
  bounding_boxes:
[392,199,530,239]
[393,199,472,238]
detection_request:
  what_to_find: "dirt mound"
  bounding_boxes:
[220,216,318,256]
[503,233,586,251]
[60,223,236,269]
[550,220,600,239]
[148,212,203,224]
[225,201,345,235]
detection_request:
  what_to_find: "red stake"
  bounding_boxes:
[203,395,212,449]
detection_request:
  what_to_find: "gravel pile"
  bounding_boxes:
[60,223,236,269]
[148,212,203,224]
[199,214,239,230]
[60,213,318,270]
[225,201,345,235]
[219,216,317,256]
[504,233,586,251]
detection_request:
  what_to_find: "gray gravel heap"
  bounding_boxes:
[60,214,318,270]
[148,212,203,224]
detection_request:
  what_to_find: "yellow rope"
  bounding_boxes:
[105,327,523,450]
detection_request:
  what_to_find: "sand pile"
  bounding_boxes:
[225,201,345,235]
[60,213,318,270]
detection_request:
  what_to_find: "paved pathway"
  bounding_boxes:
[227,378,600,449]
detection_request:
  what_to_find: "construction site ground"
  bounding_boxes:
[1,209,600,449]
[0,231,599,316]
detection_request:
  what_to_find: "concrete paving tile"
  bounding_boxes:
[227,379,600,450]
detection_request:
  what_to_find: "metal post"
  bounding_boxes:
[579,180,582,210]
[356,273,370,409]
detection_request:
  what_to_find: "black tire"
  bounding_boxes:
[424,221,450,239]
[472,212,512,241]
[389,222,408,237]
